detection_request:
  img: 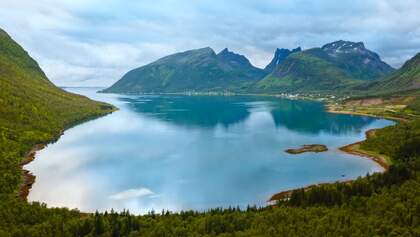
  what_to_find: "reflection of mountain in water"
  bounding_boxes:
[120,95,376,133]
[121,96,251,128]
[270,99,375,134]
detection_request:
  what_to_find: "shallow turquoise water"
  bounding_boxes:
[26,88,394,214]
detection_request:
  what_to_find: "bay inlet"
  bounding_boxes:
[26,87,394,214]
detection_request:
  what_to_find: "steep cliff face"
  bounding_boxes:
[264,47,301,73]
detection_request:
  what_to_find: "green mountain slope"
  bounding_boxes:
[104,41,395,95]
[102,47,266,93]
[256,49,361,93]
[0,28,114,197]
[354,53,420,94]
[320,41,394,80]
[255,41,394,93]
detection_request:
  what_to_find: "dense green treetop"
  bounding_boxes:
[0,27,114,200]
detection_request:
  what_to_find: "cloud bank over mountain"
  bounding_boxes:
[0,0,419,86]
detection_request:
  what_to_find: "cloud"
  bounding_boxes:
[109,187,154,200]
[0,0,419,86]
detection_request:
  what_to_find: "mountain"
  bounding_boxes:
[264,47,301,73]
[256,48,360,93]
[217,48,266,80]
[255,40,395,93]
[104,40,396,94]
[321,40,394,80]
[354,53,420,94]
[102,47,266,93]
[0,27,114,198]
[0,29,113,132]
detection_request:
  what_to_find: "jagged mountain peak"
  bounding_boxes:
[321,40,368,56]
[319,40,394,78]
[218,48,230,54]
[322,40,365,49]
[217,48,253,66]
[217,48,243,57]
[275,47,301,55]
[264,47,301,72]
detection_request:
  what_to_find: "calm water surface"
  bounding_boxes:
[26,87,394,214]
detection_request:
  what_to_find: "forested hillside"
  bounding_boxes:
[355,53,420,94]
[327,55,420,121]
[0,28,115,234]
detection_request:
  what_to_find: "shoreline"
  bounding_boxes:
[268,99,405,203]
[18,144,46,200]
[268,180,354,203]
[18,108,117,200]
[268,122,392,203]
[338,129,389,170]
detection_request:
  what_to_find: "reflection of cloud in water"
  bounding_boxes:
[26,88,394,214]
[109,188,155,200]
[27,170,102,212]
[242,110,276,131]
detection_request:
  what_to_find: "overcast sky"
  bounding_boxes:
[1,0,419,86]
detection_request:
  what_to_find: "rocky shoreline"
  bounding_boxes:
[17,107,117,201]
[268,128,389,203]
[268,180,354,203]
[338,129,389,170]
[18,144,45,200]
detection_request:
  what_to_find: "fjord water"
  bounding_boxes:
[27,88,393,214]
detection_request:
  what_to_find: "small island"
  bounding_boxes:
[285,144,328,154]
